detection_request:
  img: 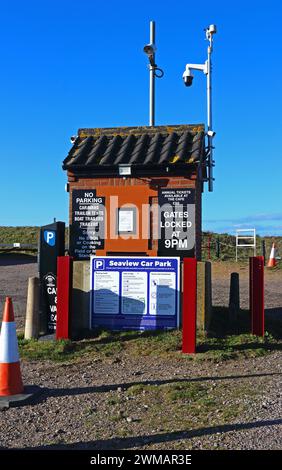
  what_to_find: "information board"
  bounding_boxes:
[39,221,65,334]
[90,256,180,330]
[70,190,105,259]
[158,188,195,257]
[42,273,57,333]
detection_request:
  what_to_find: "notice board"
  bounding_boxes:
[70,189,105,259]
[90,256,180,330]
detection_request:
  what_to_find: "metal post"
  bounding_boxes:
[207,36,213,192]
[262,240,266,265]
[149,21,155,126]
[216,238,220,258]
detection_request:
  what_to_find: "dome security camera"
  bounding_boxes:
[182,67,194,87]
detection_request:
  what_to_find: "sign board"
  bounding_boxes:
[70,189,105,259]
[90,256,180,330]
[118,208,135,233]
[158,188,195,257]
[42,273,57,332]
[39,221,65,334]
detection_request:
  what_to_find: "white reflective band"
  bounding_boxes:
[0,322,20,363]
[270,247,275,257]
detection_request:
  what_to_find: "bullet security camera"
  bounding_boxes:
[143,43,156,56]
[182,67,194,87]
[143,43,156,67]
[70,135,77,144]
[207,130,216,138]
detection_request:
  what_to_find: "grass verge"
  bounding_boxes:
[18,312,282,364]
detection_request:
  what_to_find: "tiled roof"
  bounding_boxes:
[63,124,205,171]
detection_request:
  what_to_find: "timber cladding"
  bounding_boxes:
[67,173,202,260]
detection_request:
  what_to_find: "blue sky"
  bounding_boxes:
[0,0,281,235]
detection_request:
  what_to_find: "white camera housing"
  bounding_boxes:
[207,130,216,138]
[208,24,217,35]
[182,67,194,87]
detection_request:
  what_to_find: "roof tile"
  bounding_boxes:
[63,124,205,171]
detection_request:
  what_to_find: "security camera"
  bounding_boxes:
[143,43,156,67]
[182,67,194,87]
[207,24,217,35]
[205,24,217,41]
[70,135,77,144]
[207,130,216,138]
[143,43,156,56]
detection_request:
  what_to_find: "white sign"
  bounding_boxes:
[118,210,134,233]
[121,271,147,314]
[93,271,119,314]
[150,272,176,315]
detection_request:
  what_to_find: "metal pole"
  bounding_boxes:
[149,21,155,126]
[216,237,220,258]
[262,240,266,265]
[207,40,213,191]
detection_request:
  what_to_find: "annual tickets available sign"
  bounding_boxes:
[90,256,180,330]
[158,188,195,257]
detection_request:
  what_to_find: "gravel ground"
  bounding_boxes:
[212,261,282,311]
[0,256,281,327]
[0,256,281,450]
[0,255,38,329]
[0,352,281,450]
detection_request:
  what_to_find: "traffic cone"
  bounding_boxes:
[0,297,24,396]
[267,243,277,268]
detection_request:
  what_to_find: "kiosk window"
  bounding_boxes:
[117,208,136,234]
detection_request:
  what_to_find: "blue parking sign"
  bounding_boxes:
[44,230,56,247]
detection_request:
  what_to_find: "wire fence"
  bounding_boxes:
[0,231,281,264]
[201,232,281,263]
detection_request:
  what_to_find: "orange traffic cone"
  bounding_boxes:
[267,242,277,268]
[0,297,24,396]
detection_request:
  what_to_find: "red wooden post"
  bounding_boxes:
[182,258,197,354]
[56,256,73,340]
[249,256,264,336]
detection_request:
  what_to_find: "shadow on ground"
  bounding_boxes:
[0,254,37,266]
[25,371,282,404]
[24,418,282,450]
[208,306,282,340]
